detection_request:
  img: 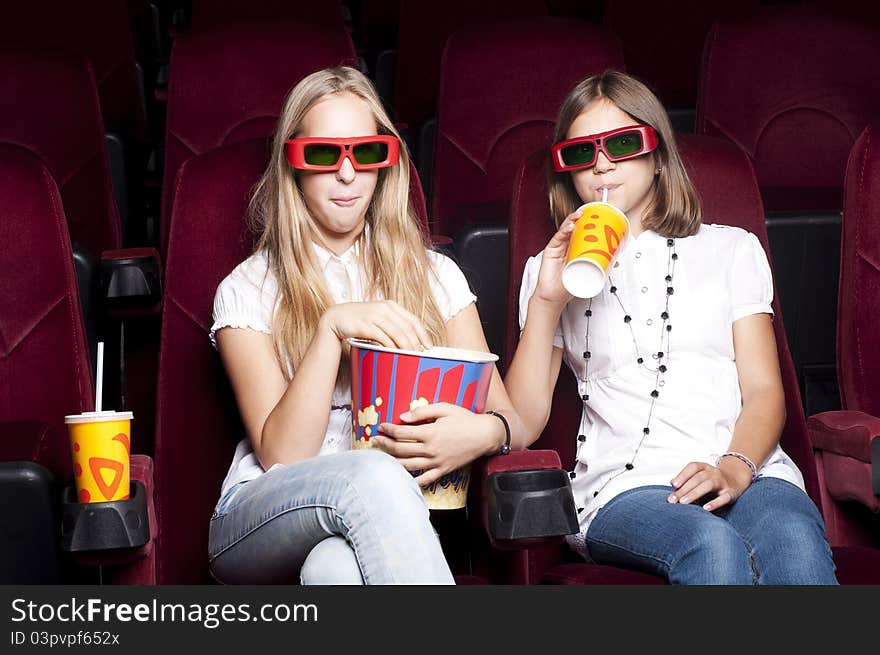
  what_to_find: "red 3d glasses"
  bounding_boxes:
[551,125,659,172]
[285,135,400,171]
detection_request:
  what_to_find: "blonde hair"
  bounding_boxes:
[249,66,446,380]
[549,70,701,238]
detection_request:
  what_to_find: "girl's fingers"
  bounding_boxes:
[371,435,425,457]
[385,302,433,350]
[703,492,732,512]
[377,422,426,443]
[677,479,716,505]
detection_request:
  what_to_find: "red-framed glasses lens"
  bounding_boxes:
[551,125,659,172]
[285,135,400,171]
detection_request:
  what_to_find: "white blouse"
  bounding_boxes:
[519,224,805,554]
[210,241,477,500]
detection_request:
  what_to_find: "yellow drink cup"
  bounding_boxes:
[65,410,133,503]
[562,201,630,298]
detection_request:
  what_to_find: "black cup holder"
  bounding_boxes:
[60,481,149,552]
[487,468,579,540]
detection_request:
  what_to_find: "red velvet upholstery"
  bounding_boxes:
[837,125,880,418]
[0,1,147,142]
[0,145,156,584]
[695,6,880,212]
[804,125,880,548]
[809,412,879,514]
[431,17,624,238]
[603,0,757,109]
[0,144,94,475]
[154,138,430,583]
[393,0,547,131]
[189,0,346,32]
[489,134,880,583]
[0,47,121,257]
[160,20,357,258]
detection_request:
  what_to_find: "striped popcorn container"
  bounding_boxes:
[348,338,498,509]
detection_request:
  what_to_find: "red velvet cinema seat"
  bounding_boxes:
[808,125,880,549]
[0,144,155,584]
[603,0,758,131]
[0,0,148,145]
[152,137,451,584]
[391,0,547,137]
[466,134,880,584]
[1,0,154,242]
[0,47,121,258]
[696,6,880,213]
[431,16,623,238]
[160,20,357,261]
[696,6,880,412]
[188,0,347,32]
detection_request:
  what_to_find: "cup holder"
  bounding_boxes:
[60,481,149,552]
[487,468,579,540]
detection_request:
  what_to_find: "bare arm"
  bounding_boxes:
[504,299,565,444]
[216,300,434,470]
[723,312,786,479]
[505,211,581,445]
[215,322,342,469]
[670,312,785,510]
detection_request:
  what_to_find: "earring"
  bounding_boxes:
[655,167,662,175]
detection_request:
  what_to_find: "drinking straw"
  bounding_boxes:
[602,188,608,203]
[95,341,104,413]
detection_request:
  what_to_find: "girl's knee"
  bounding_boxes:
[299,537,364,585]
[345,449,423,503]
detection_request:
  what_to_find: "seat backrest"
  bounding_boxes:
[160,20,357,259]
[0,47,121,257]
[0,143,94,477]
[393,0,547,131]
[0,0,147,143]
[603,0,757,110]
[505,134,821,505]
[838,124,880,416]
[696,6,880,212]
[432,16,624,238]
[189,0,346,31]
[154,137,430,583]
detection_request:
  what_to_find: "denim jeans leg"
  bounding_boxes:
[719,477,838,585]
[299,536,364,585]
[585,485,755,584]
[208,449,454,585]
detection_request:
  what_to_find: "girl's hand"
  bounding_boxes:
[667,459,754,512]
[534,209,581,306]
[373,403,502,487]
[320,300,432,351]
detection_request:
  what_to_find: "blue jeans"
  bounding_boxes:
[208,450,455,585]
[585,477,838,585]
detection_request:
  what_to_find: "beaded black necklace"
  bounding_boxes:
[573,236,678,507]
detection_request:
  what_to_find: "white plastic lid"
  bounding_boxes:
[562,259,607,298]
[347,338,498,363]
[64,410,134,424]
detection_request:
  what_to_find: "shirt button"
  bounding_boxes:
[646,319,653,325]
[641,286,648,293]
[635,252,642,259]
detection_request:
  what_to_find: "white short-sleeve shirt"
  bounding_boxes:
[210,241,476,499]
[519,224,805,553]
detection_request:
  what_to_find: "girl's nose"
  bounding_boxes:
[593,150,614,173]
[336,155,356,182]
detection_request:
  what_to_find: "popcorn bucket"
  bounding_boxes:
[349,339,498,509]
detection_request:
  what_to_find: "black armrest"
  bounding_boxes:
[100,247,162,317]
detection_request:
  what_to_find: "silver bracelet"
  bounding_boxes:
[716,451,759,482]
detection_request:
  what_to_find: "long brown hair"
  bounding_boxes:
[549,70,701,238]
[248,66,446,380]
